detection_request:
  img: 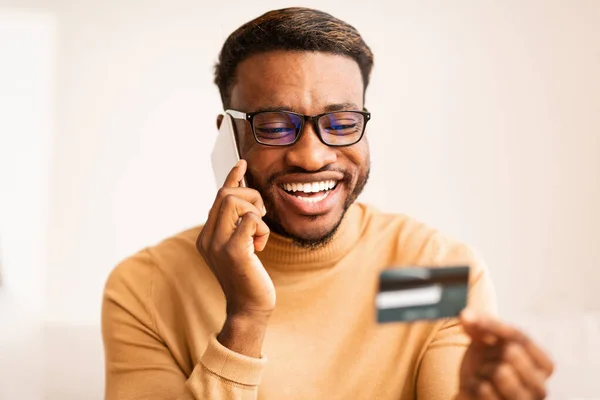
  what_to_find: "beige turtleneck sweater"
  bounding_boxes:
[102,203,496,399]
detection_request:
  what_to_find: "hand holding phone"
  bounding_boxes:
[196,158,274,357]
[200,112,277,358]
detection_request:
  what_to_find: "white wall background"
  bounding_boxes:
[0,0,598,399]
[0,8,53,400]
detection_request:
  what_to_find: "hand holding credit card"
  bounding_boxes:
[376,266,469,323]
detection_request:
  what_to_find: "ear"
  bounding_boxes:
[216,114,224,129]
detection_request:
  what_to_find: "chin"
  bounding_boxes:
[288,225,330,242]
[274,212,344,248]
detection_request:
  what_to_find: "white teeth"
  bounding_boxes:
[281,180,338,193]
[295,191,330,203]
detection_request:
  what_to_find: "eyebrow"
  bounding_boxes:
[323,102,361,112]
[252,102,361,114]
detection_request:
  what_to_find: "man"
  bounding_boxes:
[102,7,554,400]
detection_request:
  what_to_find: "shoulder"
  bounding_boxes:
[103,225,208,309]
[357,202,492,278]
[357,203,457,261]
[357,203,497,313]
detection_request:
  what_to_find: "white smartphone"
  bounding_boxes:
[211,113,246,189]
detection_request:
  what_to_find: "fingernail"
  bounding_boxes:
[235,160,243,167]
[262,205,267,216]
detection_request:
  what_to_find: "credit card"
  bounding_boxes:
[376,266,469,323]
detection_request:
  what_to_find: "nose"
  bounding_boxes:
[284,122,337,171]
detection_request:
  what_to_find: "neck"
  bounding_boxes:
[257,203,366,272]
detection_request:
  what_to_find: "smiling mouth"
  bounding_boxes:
[279,180,339,204]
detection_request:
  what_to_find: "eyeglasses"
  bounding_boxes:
[226,109,371,147]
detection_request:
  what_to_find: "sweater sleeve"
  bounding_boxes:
[415,242,498,400]
[101,253,267,400]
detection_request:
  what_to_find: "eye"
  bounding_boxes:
[252,111,303,145]
[322,118,360,135]
[325,122,358,131]
[255,125,296,136]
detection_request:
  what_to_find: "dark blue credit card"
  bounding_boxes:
[376,266,470,323]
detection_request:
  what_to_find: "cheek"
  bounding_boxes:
[245,147,266,175]
[244,145,285,186]
[359,136,370,160]
[344,140,370,175]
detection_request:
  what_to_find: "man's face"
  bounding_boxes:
[227,50,370,247]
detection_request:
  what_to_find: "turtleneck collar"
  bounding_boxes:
[258,203,366,272]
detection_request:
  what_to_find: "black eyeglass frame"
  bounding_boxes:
[225,108,371,147]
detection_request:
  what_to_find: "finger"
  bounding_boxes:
[504,343,548,398]
[519,338,555,377]
[224,159,247,188]
[477,381,501,400]
[461,310,527,345]
[462,368,497,400]
[482,342,505,362]
[229,211,270,253]
[490,363,533,400]
[209,187,266,229]
[217,187,266,216]
[200,187,266,250]
[468,338,507,364]
[476,360,502,381]
[461,310,555,377]
[461,312,501,346]
[211,195,264,248]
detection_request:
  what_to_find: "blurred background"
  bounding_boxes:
[0,0,598,399]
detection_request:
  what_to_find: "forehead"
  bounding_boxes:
[230,51,364,112]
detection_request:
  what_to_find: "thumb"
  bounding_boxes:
[460,309,500,346]
[223,159,247,188]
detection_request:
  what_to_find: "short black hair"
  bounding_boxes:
[214,7,374,108]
